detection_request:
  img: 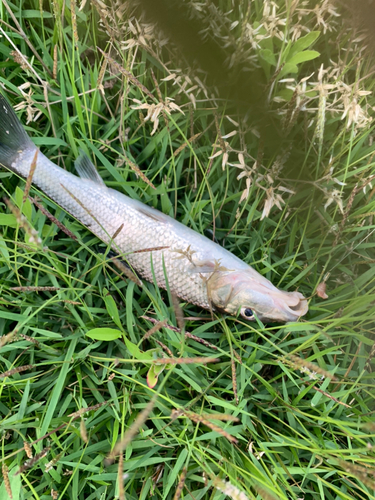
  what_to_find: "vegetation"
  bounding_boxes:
[0,1,374,499]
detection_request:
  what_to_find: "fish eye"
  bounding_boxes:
[241,307,254,319]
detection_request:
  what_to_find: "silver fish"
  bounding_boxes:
[0,93,308,322]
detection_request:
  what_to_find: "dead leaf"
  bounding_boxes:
[316,282,328,299]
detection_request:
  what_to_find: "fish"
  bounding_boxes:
[0,93,308,323]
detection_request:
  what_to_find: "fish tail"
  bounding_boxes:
[0,93,33,169]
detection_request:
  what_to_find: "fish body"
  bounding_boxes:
[0,94,308,322]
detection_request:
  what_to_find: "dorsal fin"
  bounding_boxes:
[75,150,105,186]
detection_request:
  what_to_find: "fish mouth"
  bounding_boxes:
[263,290,308,323]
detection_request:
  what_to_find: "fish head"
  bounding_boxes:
[208,269,308,323]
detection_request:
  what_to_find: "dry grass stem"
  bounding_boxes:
[151,68,162,102]
[19,333,39,345]
[111,223,124,241]
[45,452,63,473]
[68,402,107,418]
[53,44,58,80]
[29,196,78,240]
[122,154,156,189]
[364,342,375,372]
[284,354,338,381]
[98,48,154,100]
[337,459,375,490]
[23,148,39,202]
[106,395,158,464]
[142,315,218,350]
[108,257,142,286]
[171,293,185,331]
[254,485,282,500]
[154,339,173,357]
[231,354,239,405]
[312,386,351,407]
[15,446,50,475]
[176,410,238,444]
[173,467,187,500]
[173,132,202,157]
[184,331,218,350]
[10,286,60,292]
[97,54,108,94]
[202,414,239,422]
[4,197,42,246]
[0,331,17,348]
[91,0,117,39]
[61,185,101,227]
[153,356,219,366]
[70,0,79,45]
[2,463,12,499]
[141,320,168,341]
[233,349,242,364]
[0,364,34,378]
[118,453,125,500]
[131,246,169,254]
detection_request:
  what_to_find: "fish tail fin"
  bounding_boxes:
[0,93,33,168]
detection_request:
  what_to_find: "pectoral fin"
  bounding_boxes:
[186,258,234,277]
[184,258,214,274]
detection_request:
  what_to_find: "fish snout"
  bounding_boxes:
[208,269,308,323]
[270,290,308,322]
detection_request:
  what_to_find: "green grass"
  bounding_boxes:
[0,1,375,499]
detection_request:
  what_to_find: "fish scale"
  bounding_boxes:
[0,93,308,322]
[10,146,215,308]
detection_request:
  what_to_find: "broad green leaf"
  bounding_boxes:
[287,50,320,66]
[0,214,17,227]
[86,327,122,341]
[275,88,294,102]
[279,62,298,78]
[259,48,276,66]
[290,31,320,56]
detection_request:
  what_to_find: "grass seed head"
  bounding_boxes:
[2,463,12,499]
